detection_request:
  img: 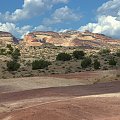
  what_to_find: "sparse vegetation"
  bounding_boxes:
[0,30,120,79]
[1,45,119,78]
[0,40,120,79]
[94,59,100,69]
[81,57,92,68]
[109,58,117,66]
[7,44,13,52]
[56,53,72,61]
[99,48,111,55]
[116,49,120,57]
[0,48,6,55]
[12,48,21,60]
[73,50,85,59]
[7,60,20,71]
[32,60,51,70]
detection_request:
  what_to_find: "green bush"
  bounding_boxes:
[109,58,117,66]
[0,49,6,55]
[7,44,13,52]
[73,50,85,59]
[116,50,120,57]
[12,48,21,60]
[99,48,111,54]
[7,50,13,55]
[81,57,92,68]
[7,60,20,71]
[94,59,100,69]
[32,60,51,70]
[56,53,72,61]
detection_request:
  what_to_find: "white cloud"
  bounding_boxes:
[33,25,52,31]
[59,28,70,32]
[0,22,32,38]
[0,0,70,37]
[79,16,120,38]
[0,0,69,22]
[52,0,68,3]
[79,0,120,38]
[0,22,54,38]
[44,6,81,25]
[97,0,120,17]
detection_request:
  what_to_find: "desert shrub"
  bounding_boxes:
[94,59,100,69]
[116,74,120,78]
[99,48,111,55]
[102,66,108,70]
[73,50,85,59]
[12,48,21,60]
[32,60,51,70]
[25,61,31,66]
[6,44,13,52]
[0,49,6,55]
[56,53,72,61]
[109,58,117,66]
[116,49,120,57]
[7,50,13,55]
[7,60,20,71]
[104,59,108,61]
[81,57,92,68]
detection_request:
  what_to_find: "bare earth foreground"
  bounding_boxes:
[0,70,120,120]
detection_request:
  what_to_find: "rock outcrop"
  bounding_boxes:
[0,31,18,47]
[22,30,120,49]
[0,30,119,50]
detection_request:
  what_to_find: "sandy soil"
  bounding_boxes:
[0,70,120,120]
[2,96,120,120]
[0,70,119,93]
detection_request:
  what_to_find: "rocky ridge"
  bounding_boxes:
[0,31,18,47]
[21,30,120,49]
[0,30,120,59]
[0,30,120,49]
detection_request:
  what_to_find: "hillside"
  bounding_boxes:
[0,30,120,79]
[0,31,18,47]
[0,30,120,49]
[21,30,120,49]
[0,31,120,120]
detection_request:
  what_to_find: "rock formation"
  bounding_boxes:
[0,30,119,50]
[22,30,120,49]
[0,31,18,47]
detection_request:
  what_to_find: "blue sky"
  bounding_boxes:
[0,0,120,38]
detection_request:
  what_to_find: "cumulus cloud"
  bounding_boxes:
[0,22,32,38]
[97,0,120,17]
[0,0,69,22]
[79,0,120,38]
[33,25,52,31]
[0,22,54,38]
[80,16,120,38]
[0,0,70,37]
[44,6,81,25]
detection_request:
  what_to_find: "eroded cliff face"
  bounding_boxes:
[0,31,18,47]
[22,31,62,46]
[22,30,120,49]
[0,30,119,49]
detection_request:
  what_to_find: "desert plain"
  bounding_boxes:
[0,70,120,120]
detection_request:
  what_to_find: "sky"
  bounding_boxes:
[0,0,120,38]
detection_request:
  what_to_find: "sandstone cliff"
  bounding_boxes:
[22,30,120,49]
[0,31,18,47]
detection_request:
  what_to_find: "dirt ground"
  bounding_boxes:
[0,70,120,120]
[0,70,119,93]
